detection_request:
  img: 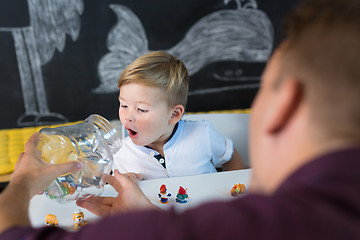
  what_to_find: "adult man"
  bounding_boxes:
[1,0,360,239]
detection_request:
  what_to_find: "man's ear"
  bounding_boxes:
[267,78,303,134]
[169,104,185,124]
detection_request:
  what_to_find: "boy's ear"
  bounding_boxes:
[169,104,185,124]
[267,78,303,134]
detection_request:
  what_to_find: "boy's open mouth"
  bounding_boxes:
[126,128,138,137]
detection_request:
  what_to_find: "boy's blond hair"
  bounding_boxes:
[118,51,189,109]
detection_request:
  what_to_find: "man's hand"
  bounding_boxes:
[76,169,157,217]
[10,132,81,198]
[0,132,81,234]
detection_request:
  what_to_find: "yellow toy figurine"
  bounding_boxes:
[73,210,88,230]
[44,214,58,227]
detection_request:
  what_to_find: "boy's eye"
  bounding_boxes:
[138,108,148,113]
[120,105,128,108]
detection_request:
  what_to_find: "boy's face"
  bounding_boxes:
[118,83,175,147]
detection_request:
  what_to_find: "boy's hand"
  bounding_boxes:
[122,172,143,185]
[76,170,156,217]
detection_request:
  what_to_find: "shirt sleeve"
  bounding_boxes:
[206,121,234,167]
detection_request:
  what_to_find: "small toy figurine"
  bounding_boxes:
[47,181,77,199]
[62,182,77,195]
[176,186,189,203]
[158,184,171,204]
[73,210,88,230]
[45,214,58,227]
[230,183,246,197]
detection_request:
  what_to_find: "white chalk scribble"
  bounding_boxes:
[94,0,273,95]
[0,0,83,126]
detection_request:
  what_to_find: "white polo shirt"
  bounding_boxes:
[112,119,234,180]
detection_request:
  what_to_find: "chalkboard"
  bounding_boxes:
[0,0,300,129]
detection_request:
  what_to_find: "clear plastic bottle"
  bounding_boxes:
[36,114,121,203]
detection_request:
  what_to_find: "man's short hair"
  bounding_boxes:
[281,0,360,139]
[118,51,189,109]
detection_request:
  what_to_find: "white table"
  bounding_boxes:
[29,169,251,229]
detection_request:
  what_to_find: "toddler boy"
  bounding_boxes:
[113,51,245,180]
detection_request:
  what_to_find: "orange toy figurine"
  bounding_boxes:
[158,184,171,204]
[230,183,246,197]
[44,214,58,227]
[73,210,88,230]
[62,182,77,195]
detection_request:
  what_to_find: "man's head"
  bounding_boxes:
[281,0,360,139]
[118,51,189,110]
[250,0,360,194]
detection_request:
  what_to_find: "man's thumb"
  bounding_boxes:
[53,161,82,176]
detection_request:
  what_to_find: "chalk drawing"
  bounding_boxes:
[224,0,258,9]
[0,0,83,126]
[95,4,148,94]
[94,0,273,95]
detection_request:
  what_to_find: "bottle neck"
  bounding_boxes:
[85,114,121,155]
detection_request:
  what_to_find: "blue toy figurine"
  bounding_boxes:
[158,184,171,204]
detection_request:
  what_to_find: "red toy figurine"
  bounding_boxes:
[176,186,189,203]
[158,184,171,204]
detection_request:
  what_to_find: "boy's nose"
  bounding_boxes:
[124,110,135,122]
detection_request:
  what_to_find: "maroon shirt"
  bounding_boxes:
[2,147,360,240]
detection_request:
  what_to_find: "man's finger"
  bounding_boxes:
[47,161,81,177]
[14,152,25,168]
[24,132,39,154]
